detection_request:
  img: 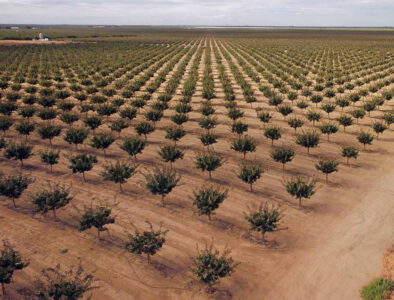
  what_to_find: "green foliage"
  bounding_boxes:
[192,185,228,220]
[271,145,295,171]
[90,133,115,156]
[257,111,272,124]
[350,109,366,123]
[315,160,339,182]
[287,116,304,132]
[199,132,218,149]
[358,131,374,149]
[237,161,264,192]
[306,110,321,125]
[195,151,224,179]
[231,135,256,159]
[336,115,353,131]
[83,114,102,132]
[69,154,98,181]
[4,142,33,166]
[0,116,13,135]
[319,122,338,141]
[145,109,163,124]
[144,166,181,206]
[263,125,281,146]
[0,173,32,207]
[360,277,393,300]
[32,183,72,220]
[171,113,189,126]
[78,204,115,239]
[158,145,184,166]
[40,149,60,172]
[119,106,137,122]
[284,176,316,206]
[119,136,146,159]
[321,102,336,117]
[0,240,28,296]
[296,130,320,154]
[64,128,89,149]
[277,104,293,118]
[14,120,35,139]
[341,146,359,165]
[372,121,388,138]
[109,118,129,136]
[165,125,186,145]
[231,120,248,136]
[125,222,168,262]
[101,160,137,191]
[199,116,217,132]
[244,203,284,241]
[37,124,62,146]
[134,121,154,141]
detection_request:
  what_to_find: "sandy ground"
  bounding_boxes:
[0,38,393,299]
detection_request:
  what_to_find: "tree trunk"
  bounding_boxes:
[261,232,266,242]
[325,173,328,183]
[282,163,285,174]
[119,182,123,193]
[327,134,330,142]
[82,172,86,182]
[50,164,53,173]
[271,139,274,146]
[97,229,101,240]
[307,147,310,154]
[208,213,211,221]
[147,253,151,263]
[161,195,165,207]
[1,282,6,296]
[346,158,349,165]
[20,159,24,167]
[208,171,212,180]
[298,197,302,207]
[12,197,16,208]
[53,208,57,221]
[250,183,253,192]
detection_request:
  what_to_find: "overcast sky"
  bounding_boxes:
[1,0,393,27]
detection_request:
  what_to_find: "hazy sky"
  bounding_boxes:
[1,0,393,26]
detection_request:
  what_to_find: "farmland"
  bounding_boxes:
[0,28,393,299]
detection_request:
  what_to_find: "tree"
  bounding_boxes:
[78,204,115,239]
[296,100,308,111]
[135,121,154,141]
[195,151,224,180]
[158,145,184,168]
[165,126,186,145]
[109,118,129,137]
[171,113,189,126]
[60,112,79,127]
[227,108,243,122]
[0,116,13,137]
[83,114,102,132]
[263,125,281,146]
[32,183,72,221]
[144,166,180,206]
[97,103,117,121]
[319,122,338,141]
[372,121,388,139]
[145,109,163,125]
[4,142,33,167]
[64,128,89,150]
[119,136,146,160]
[199,133,218,150]
[284,176,316,207]
[192,185,228,220]
[311,94,323,106]
[125,222,168,263]
[237,161,264,192]
[37,123,62,147]
[198,116,217,133]
[350,109,366,124]
[0,240,28,296]
[191,242,238,292]
[257,111,272,124]
[69,154,98,181]
[321,102,336,118]
[0,173,32,208]
[35,261,97,299]
[244,202,284,241]
[296,130,320,154]
[336,115,353,132]
[306,110,321,125]
[119,106,137,123]
[357,131,374,150]
[277,105,293,119]
[271,145,295,172]
[336,97,350,111]
[315,160,339,183]
[230,135,256,159]
[90,133,115,156]
[383,111,394,128]
[341,146,359,165]
[101,160,137,192]
[14,120,35,141]
[363,101,376,117]
[39,149,60,172]
[231,121,248,136]
[287,116,304,133]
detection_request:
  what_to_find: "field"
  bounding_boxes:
[0,27,393,300]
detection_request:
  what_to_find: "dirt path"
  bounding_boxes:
[263,157,394,300]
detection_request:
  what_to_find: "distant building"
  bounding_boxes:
[39,33,43,40]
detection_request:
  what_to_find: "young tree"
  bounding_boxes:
[271,145,295,172]
[171,113,189,126]
[39,149,60,172]
[321,102,336,119]
[145,109,163,126]
[192,185,228,220]
[135,121,155,141]
[0,116,13,137]
[35,262,97,299]
[363,100,376,117]
[119,106,137,123]
[158,145,184,168]
[227,108,243,122]
[90,133,115,156]
[341,146,359,165]
[4,142,33,167]
[231,120,248,136]
[69,154,98,181]
[0,173,32,208]
[32,183,72,221]
[315,160,339,183]
[64,128,89,150]
[357,131,374,150]
[195,151,224,180]
[78,204,115,239]
[230,135,256,159]
[198,116,217,133]
[0,240,28,296]
[350,109,366,124]
[319,122,338,141]
[119,136,146,160]
[165,125,186,145]
[383,111,394,128]
[257,111,272,124]
[191,242,238,292]
[125,222,168,263]
[263,125,281,146]
[244,202,284,241]
[237,161,264,192]
[144,166,181,206]
[296,130,320,154]
[311,94,323,107]
[336,115,353,132]
[109,118,129,137]
[60,112,79,127]
[277,104,293,119]
[284,176,315,207]
[372,121,388,139]
[83,114,102,132]
[14,120,35,141]
[199,132,218,150]
[306,110,321,125]
[101,160,137,192]
[37,123,62,147]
